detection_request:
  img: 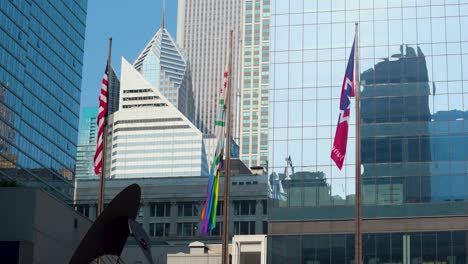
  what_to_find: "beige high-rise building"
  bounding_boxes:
[176,0,243,140]
[239,0,271,167]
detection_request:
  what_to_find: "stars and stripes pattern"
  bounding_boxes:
[200,70,228,235]
[94,66,109,175]
[331,38,356,170]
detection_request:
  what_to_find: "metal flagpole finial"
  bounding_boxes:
[107,37,113,73]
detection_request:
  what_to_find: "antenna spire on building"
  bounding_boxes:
[161,0,166,29]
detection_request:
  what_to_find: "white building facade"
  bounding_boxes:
[108,58,208,178]
[176,0,243,138]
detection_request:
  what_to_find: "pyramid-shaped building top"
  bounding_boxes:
[133,24,195,124]
[108,58,208,178]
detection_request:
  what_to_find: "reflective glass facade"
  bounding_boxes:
[133,26,195,124]
[0,1,87,203]
[268,0,468,262]
[268,231,468,263]
[107,67,121,115]
[76,107,98,179]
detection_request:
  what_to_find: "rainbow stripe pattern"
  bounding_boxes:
[200,71,228,235]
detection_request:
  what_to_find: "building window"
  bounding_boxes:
[149,223,170,237]
[177,222,198,237]
[138,206,144,217]
[216,202,223,216]
[234,221,256,235]
[210,222,223,237]
[150,202,171,217]
[177,202,199,217]
[75,204,89,217]
[234,200,256,215]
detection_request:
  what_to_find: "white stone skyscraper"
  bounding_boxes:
[176,0,243,138]
[105,8,210,179]
[108,58,208,178]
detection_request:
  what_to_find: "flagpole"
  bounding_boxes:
[354,23,362,264]
[97,37,112,217]
[96,37,111,264]
[221,30,233,264]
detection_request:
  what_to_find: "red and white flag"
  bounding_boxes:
[94,67,108,175]
[331,39,356,170]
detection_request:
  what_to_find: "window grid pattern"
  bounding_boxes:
[76,107,98,179]
[0,1,87,202]
[268,0,468,211]
[178,0,243,136]
[268,231,468,264]
[240,0,271,167]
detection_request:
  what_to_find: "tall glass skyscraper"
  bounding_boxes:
[107,67,121,115]
[0,1,87,203]
[268,0,468,262]
[134,18,195,123]
[240,0,271,168]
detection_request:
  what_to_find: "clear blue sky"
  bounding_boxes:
[80,0,178,110]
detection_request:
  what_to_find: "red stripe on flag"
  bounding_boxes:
[94,69,108,175]
[331,39,355,170]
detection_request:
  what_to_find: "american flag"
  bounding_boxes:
[331,39,355,170]
[94,66,108,175]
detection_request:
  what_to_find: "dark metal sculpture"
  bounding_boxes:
[70,184,141,263]
[128,219,154,263]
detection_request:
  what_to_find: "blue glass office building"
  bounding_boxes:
[268,0,468,262]
[0,1,87,203]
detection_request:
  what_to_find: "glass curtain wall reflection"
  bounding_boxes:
[268,0,468,263]
[268,231,468,264]
[0,1,87,203]
[269,0,468,213]
[360,45,432,205]
[75,107,98,179]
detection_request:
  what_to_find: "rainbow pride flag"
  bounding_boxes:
[200,71,228,235]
